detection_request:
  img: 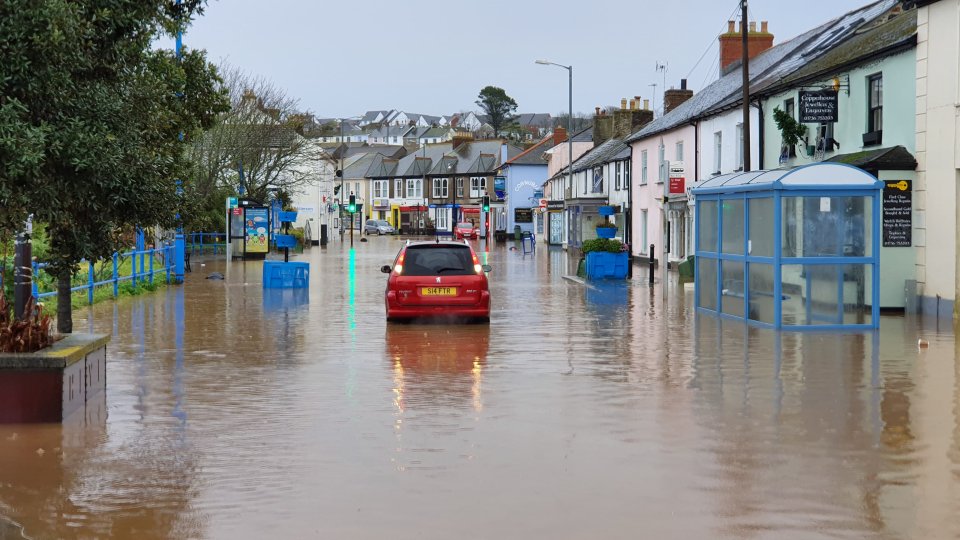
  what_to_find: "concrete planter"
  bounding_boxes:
[585,251,629,280]
[0,333,109,423]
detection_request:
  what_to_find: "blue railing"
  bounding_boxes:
[186,232,226,255]
[31,243,176,304]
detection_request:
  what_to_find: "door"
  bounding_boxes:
[549,213,563,244]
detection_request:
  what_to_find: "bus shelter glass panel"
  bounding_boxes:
[748,197,774,257]
[781,263,872,326]
[748,263,775,324]
[721,199,745,255]
[698,258,718,311]
[698,200,718,252]
[721,260,745,317]
[782,196,871,258]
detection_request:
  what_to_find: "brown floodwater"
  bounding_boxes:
[1,237,959,539]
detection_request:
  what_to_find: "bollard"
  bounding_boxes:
[649,244,655,285]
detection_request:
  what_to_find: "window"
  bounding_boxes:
[641,210,648,252]
[676,141,684,163]
[615,162,622,190]
[395,179,402,197]
[470,176,486,198]
[392,136,398,143]
[713,131,722,174]
[435,208,449,230]
[373,180,388,198]
[624,160,631,187]
[657,143,665,183]
[354,182,360,196]
[592,168,603,193]
[736,124,744,171]
[399,245,476,276]
[406,178,422,199]
[641,150,648,184]
[456,177,464,197]
[783,98,797,157]
[432,178,448,198]
[867,73,883,139]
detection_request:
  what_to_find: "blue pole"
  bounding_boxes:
[175,235,185,283]
[88,261,95,305]
[113,252,119,297]
[149,248,154,284]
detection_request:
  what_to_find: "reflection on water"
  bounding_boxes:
[0,241,958,539]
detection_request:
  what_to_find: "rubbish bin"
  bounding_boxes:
[513,225,521,240]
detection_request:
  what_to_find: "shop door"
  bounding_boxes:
[549,213,563,244]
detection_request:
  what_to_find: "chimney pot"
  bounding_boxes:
[738,21,743,33]
[749,21,756,32]
[728,20,735,33]
[628,99,635,110]
[761,21,768,33]
[643,99,650,110]
[595,106,601,115]
[621,98,628,110]
[681,79,687,90]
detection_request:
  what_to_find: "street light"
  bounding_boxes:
[535,60,572,245]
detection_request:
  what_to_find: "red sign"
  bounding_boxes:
[232,208,243,215]
[463,207,480,214]
[669,177,685,194]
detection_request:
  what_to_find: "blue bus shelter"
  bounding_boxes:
[692,163,881,330]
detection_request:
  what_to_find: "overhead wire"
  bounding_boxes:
[686,0,745,88]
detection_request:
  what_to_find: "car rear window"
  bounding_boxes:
[457,222,473,229]
[402,245,474,276]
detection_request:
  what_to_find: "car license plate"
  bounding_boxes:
[421,287,457,296]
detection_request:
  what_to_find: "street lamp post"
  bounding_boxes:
[535,60,572,245]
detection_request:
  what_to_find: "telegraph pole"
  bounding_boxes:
[741,0,752,172]
[13,216,32,320]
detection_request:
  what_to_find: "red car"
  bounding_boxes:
[454,222,477,240]
[381,241,491,323]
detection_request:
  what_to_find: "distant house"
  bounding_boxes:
[513,113,553,139]
[359,110,393,126]
[369,125,415,145]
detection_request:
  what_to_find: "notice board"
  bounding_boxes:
[882,180,912,247]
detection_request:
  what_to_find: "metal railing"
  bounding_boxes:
[186,232,226,255]
[31,243,176,304]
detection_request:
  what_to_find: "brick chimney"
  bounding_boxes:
[553,127,568,146]
[663,79,695,115]
[593,106,616,146]
[719,20,774,75]
[452,131,473,150]
[613,96,654,139]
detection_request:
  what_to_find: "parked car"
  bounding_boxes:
[454,222,476,240]
[364,219,395,236]
[381,241,491,323]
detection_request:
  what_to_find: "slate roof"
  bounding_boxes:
[502,134,558,167]
[376,143,453,178]
[625,0,900,143]
[371,125,415,139]
[365,154,400,177]
[361,110,390,123]
[571,139,630,173]
[825,145,917,171]
[571,126,594,142]
[420,127,450,139]
[515,113,553,127]
[423,140,520,176]
[343,152,383,179]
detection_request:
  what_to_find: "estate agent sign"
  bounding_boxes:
[799,89,839,123]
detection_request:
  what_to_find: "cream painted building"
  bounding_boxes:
[915,0,960,316]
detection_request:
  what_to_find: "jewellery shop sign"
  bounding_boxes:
[799,89,838,123]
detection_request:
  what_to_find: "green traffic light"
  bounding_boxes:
[347,204,356,213]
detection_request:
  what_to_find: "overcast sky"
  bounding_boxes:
[164,0,878,119]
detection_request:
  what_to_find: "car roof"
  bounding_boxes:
[404,240,472,248]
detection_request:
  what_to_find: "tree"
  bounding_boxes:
[475,86,518,137]
[184,64,321,210]
[0,0,229,333]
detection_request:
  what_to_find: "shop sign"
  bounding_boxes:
[668,163,685,195]
[538,198,548,209]
[514,208,533,223]
[799,89,839,123]
[547,200,565,211]
[494,176,506,199]
[882,180,912,247]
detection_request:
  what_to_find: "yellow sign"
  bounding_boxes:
[886,180,910,191]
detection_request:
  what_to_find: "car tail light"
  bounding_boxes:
[472,252,482,274]
[394,253,405,275]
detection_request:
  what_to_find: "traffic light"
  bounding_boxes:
[481,195,490,212]
[347,194,356,213]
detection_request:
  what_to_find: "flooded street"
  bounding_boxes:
[2,237,959,539]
